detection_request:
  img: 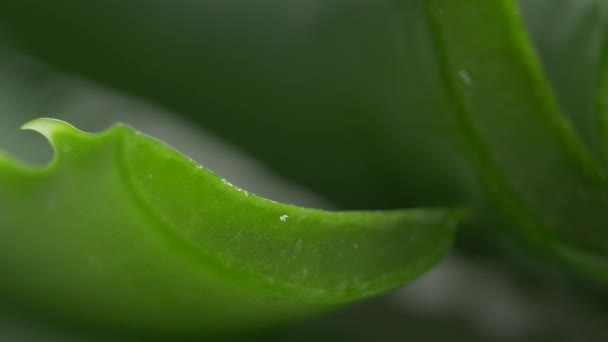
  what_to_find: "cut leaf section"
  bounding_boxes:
[427,0,608,274]
[0,118,463,336]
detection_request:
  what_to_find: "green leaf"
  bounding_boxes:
[427,0,608,276]
[1,0,607,280]
[0,118,462,336]
[518,0,608,162]
[0,0,477,210]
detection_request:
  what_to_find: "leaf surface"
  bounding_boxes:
[518,0,608,161]
[0,118,462,336]
[1,0,608,284]
[427,0,608,275]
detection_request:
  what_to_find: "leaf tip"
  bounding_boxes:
[20,118,77,140]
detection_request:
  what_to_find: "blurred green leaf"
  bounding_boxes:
[428,0,608,278]
[518,0,608,161]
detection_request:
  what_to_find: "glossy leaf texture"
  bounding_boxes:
[0,118,462,336]
[1,1,608,278]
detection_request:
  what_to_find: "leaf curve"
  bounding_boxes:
[518,0,608,162]
[0,118,463,336]
[427,0,608,276]
[0,0,478,210]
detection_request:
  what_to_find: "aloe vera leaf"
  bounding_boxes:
[0,118,463,336]
[427,0,608,273]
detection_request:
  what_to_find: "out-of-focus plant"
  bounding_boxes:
[0,0,608,339]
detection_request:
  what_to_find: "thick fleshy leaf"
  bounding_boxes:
[0,118,462,336]
[1,0,607,280]
[427,0,608,275]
